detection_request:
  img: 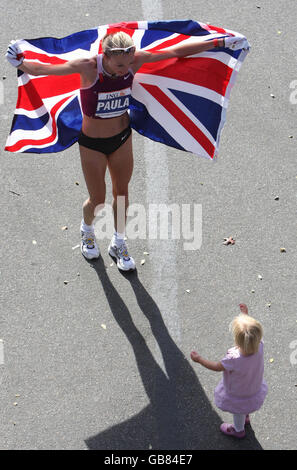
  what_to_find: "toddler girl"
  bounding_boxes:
[191,304,268,438]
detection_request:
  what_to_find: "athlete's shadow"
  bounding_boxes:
[85,258,262,450]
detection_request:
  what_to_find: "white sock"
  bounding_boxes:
[112,230,125,246]
[81,219,94,233]
[233,413,245,432]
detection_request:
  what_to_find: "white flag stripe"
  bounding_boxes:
[141,33,183,51]
[186,50,239,69]
[19,39,97,61]
[164,88,216,147]
[7,123,56,147]
[133,73,229,108]
[131,29,146,50]
[213,48,248,154]
[18,73,33,86]
[98,25,108,40]
[14,104,48,118]
[7,94,75,150]
[137,21,148,30]
[132,81,211,159]
[224,48,249,100]
[13,89,78,118]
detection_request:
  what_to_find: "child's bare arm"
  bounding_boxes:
[190,351,225,371]
[239,303,248,315]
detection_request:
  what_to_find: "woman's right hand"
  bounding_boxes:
[6,40,24,67]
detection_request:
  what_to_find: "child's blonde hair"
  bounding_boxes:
[102,32,135,56]
[230,314,263,355]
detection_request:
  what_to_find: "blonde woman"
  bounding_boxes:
[6,32,239,270]
[191,304,268,438]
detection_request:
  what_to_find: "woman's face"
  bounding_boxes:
[104,52,135,77]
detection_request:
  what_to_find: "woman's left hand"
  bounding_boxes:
[224,36,248,50]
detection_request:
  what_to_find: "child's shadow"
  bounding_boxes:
[85,259,262,450]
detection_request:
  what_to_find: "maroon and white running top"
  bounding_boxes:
[80,54,134,119]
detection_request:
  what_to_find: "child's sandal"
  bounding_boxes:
[220,423,246,439]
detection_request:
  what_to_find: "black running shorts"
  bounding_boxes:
[78,126,132,155]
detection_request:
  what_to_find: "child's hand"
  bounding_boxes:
[239,303,248,315]
[190,351,201,363]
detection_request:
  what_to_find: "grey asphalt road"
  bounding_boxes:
[0,0,296,450]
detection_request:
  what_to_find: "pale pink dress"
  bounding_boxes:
[214,341,268,414]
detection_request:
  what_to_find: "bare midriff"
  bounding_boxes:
[81,112,130,138]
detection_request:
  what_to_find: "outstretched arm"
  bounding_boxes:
[6,40,92,76]
[133,35,244,72]
[18,58,90,76]
[190,351,225,372]
[138,37,225,64]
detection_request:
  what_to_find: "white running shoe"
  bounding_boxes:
[81,229,100,260]
[108,240,136,271]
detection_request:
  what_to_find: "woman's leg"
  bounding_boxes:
[79,144,108,259]
[79,145,108,225]
[107,133,133,234]
[107,134,135,270]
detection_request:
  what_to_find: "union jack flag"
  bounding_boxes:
[5,20,250,159]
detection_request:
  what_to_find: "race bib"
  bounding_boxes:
[96,87,131,118]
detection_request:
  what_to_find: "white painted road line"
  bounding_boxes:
[141,0,164,19]
[142,0,181,358]
[0,340,4,365]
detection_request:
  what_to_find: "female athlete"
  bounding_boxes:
[6,32,238,270]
